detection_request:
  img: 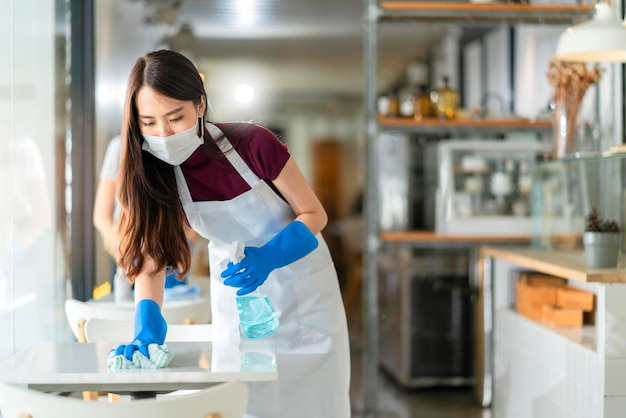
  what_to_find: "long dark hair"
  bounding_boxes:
[117,50,207,281]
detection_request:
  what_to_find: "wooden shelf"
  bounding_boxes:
[381,230,532,243]
[453,165,490,174]
[379,2,592,24]
[378,115,552,132]
[481,246,626,283]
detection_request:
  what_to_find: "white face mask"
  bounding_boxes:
[142,119,204,165]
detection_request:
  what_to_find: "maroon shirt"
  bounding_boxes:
[180,122,290,202]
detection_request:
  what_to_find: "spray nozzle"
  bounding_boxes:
[229,241,246,263]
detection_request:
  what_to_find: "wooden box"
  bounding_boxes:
[555,286,594,311]
[515,301,543,321]
[541,304,583,327]
[516,280,559,306]
[515,273,569,322]
[517,272,567,288]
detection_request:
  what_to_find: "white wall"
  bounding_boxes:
[514,25,566,120]
[484,26,511,114]
[430,27,461,93]
[463,39,482,112]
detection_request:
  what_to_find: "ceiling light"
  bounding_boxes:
[555,1,626,62]
[143,0,181,26]
[234,84,255,104]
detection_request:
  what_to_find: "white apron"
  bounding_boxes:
[174,123,351,418]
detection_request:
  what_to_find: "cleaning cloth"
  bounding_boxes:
[107,343,173,370]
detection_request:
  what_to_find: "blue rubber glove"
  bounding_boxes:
[221,221,319,296]
[113,299,167,360]
[165,238,193,288]
[165,266,188,288]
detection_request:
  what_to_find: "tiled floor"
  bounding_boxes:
[348,322,488,418]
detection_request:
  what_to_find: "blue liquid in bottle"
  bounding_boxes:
[229,240,279,339]
[236,292,279,339]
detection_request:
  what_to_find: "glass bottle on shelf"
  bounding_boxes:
[399,91,415,118]
[429,88,439,119]
[397,81,416,118]
[489,157,513,214]
[413,84,431,121]
[377,95,390,116]
[436,76,459,120]
[387,88,400,118]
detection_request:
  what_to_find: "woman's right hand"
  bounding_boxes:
[113,299,167,360]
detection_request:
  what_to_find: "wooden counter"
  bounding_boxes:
[476,246,626,416]
[480,246,626,283]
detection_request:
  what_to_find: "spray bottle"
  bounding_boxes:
[229,241,279,339]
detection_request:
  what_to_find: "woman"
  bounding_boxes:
[111,50,350,418]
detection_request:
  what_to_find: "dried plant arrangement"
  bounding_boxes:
[585,207,621,233]
[547,60,602,104]
[584,207,622,268]
[546,60,602,157]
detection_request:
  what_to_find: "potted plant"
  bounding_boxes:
[584,207,622,268]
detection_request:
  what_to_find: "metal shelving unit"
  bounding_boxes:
[362,1,594,414]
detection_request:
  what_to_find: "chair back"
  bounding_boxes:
[84,318,213,343]
[64,298,211,342]
[161,298,211,324]
[0,380,248,418]
[64,299,134,342]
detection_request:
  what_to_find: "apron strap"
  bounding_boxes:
[174,166,193,204]
[206,123,261,188]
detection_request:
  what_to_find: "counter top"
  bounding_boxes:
[480,246,626,283]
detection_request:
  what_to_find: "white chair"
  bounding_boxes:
[64,299,134,342]
[64,298,211,342]
[84,318,213,343]
[160,298,211,325]
[0,380,248,418]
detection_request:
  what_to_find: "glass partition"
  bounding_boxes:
[0,0,71,363]
[530,152,626,251]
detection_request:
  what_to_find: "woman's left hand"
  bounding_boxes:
[220,221,318,295]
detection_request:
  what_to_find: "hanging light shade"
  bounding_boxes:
[555,1,626,62]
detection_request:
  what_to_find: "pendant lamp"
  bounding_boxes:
[555,1,626,62]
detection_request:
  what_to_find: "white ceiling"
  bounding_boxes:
[140,0,452,104]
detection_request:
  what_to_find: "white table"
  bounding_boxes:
[0,339,277,394]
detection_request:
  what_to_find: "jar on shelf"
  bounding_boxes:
[377,95,390,116]
[413,84,431,121]
[387,89,400,118]
[399,93,415,118]
[436,76,459,120]
[429,88,439,119]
